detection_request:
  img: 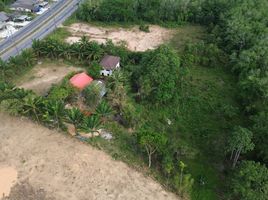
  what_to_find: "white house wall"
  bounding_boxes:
[100,61,120,76]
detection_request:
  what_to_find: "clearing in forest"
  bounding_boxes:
[65,23,176,51]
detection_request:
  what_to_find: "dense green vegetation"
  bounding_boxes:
[0,38,239,199]
[77,0,213,25]
[0,0,268,199]
[0,0,14,11]
[75,0,268,199]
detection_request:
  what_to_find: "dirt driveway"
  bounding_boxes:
[0,113,178,200]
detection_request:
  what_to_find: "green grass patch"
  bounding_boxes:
[46,27,71,42]
[169,25,206,52]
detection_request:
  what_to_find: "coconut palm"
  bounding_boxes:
[80,115,102,133]
[65,107,84,128]
[20,49,36,68]
[0,82,14,92]
[0,59,12,81]
[96,101,113,118]
[77,36,90,60]
[107,70,127,90]
[0,85,29,103]
[32,40,42,57]
[87,41,104,61]
[8,56,22,73]
[21,95,44,122]
[41,100,66,129]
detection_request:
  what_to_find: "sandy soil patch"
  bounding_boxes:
[17,62,82,95]
[0,113,178,200]
[66,23,176,52]
[0,167,18,197]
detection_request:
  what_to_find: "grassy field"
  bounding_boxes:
[169,25,206,51]
[46,27,71,42]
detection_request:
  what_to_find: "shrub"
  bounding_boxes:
[82,83,102,108]
[48,82,76,102]
[96,100,113,118]
[65,107,84,128]
[87,61,102,79]
[183,41,227,68]
[80,114,102,132]
[139,24,150,33]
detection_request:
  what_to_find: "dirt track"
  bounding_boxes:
[0,113,178,200]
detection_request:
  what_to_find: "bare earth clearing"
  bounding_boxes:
[66,23,176,52]
[17,62,82,95]
[0,113,178,200]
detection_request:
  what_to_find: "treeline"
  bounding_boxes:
[208,0,268,166]
[32,36,136,66]
[77,0,237,25]
[0,49,37,82]
[0,36,138,84]
[199,1,268,199]
[77,0,214,24]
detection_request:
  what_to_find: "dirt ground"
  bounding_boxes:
[0,167,17,197]
[0,113,178,200]
[17,62,82,95]
[65,23,176,52]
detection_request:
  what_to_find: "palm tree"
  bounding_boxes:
[107,71,127,90]
[42,100,66,129]
[8,56,22,74]
[87,41,104,61]
[65,107,84,128]
[78,36,90,60]
[96,101,113,118]
[20,49,36,68]
[21,95,44,123]
[0,85,29,103]
[0,59,11,82]
[80,115,102,133]
[0,82,14,92]
[32,40,42,57]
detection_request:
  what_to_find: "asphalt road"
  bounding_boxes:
[0,0,81,61]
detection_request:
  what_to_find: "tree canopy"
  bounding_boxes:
[138,45,181,104]
[231,161,268,200]
[227,126,254,168]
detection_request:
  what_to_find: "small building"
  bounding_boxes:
[0,12,9,23]
[100,55,120,76]
[10,0,41,13]
[13,15,31,22]
[92,80,107,97]
[70,72,93,90]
